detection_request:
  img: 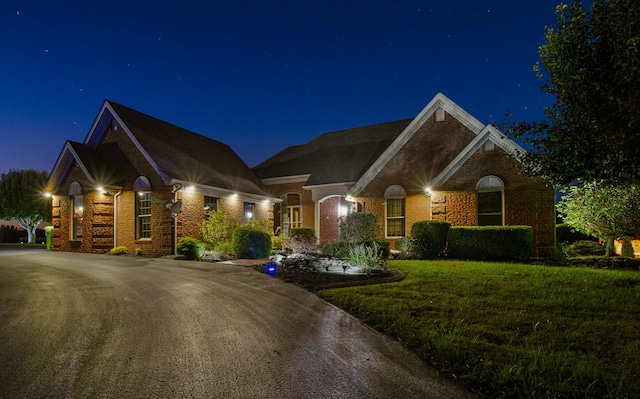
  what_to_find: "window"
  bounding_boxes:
[69,182,83,240]
[282,193,302,236]
[244,202,254,222]
[477,175,504,226]
[136,192,152,239]
[134,176,152,239]
[204,196,218,219]
[384,185,406,238]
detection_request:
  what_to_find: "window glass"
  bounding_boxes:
[477,190,503,226]
[204,196,218,219]
[136,192,151,239]
[386,198,406,237]
[71,195,83,239]
[244,202,254,222]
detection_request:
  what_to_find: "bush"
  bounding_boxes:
[562,240,605,257]
[290,227,315,239]
[621,238,635,258]
[345,243,384,271]
[363,238,391,260]
[177,237,205,260]
[339,212,381,243]
[556,223,597,244]
[201,210,237,249]
[243,218,272,234]
[232,227,271,259]
[322,242,351,258]
[410,220,451,259]
[110,246,128,255]
[448,226,533,262]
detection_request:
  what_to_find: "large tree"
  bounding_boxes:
[0,169,51,243]
[556,181,640,256]
[511,0,640,185]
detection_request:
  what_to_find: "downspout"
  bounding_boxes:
[113,189,123,248]
[173,189,178,255]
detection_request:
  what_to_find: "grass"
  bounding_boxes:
[316,260,640,398]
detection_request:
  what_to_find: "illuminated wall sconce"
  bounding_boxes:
[43,192,52,198]
[184,185,195,194]
[345,195,354,202]
[230,193,238,200]
[424,186,432,196]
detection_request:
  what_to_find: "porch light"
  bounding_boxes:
[43,192,52,198]
[230,193,238,200]
[96,186,106,194]
[424,186,432,196]
[184,185,195,194]
[262,199,270,206]
[345,195,354,202]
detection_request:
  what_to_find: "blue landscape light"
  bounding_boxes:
[265,262,277,276]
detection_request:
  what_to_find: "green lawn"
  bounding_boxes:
[317,260,640,398]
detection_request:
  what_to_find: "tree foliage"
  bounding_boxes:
[201,209,237,249]
[510,0,640,185]
[556,182,640,256]
[0,169,51,243]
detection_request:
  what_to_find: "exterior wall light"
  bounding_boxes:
[424,186,432,196]
[43,192,52,198]
[184,185,195,194]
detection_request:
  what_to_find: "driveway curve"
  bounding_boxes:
[0,249,472,399]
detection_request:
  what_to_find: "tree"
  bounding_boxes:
[0,169,51,244]
[556,181,640,256]
[510,0,640,185]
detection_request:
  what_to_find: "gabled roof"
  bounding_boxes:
[255,92,527,196]
[254,119,413,187]
[49,101,271,199]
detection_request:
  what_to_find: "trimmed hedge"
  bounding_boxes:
[232,227,271,259]
[177,237,205,260]
[411,220,451,259]
[448,226,533,261]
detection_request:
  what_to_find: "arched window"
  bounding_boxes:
[69,182,83,239]
[384,185,406,238]
[133,176,152,239]
[476,175,504,226]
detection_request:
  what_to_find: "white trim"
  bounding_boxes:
[261,174,311,185]
[430,125,526,190]
[349,93,485,196]
[170,179,281,203]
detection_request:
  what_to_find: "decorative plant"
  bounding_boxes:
[345,242,384,271]
[110,246,129,255]
[177,237,206,260]
[338,212,381,244]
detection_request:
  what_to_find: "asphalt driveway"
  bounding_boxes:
[0,248,472,399]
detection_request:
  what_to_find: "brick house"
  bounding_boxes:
[254,93,556,257]
[47,93,555,257]
[45,101,278,255]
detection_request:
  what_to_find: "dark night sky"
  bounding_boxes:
[0,1,559,174]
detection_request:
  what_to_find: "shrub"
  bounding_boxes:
[562,240,605,257]
[621,238,635,258]
[363,238,391,260]
[232,227,271,259]
[290,227,315,239]
[135,247,142,256]
[271,235,286,252]
[177,237,205,260]
[110,246,129,255]
[448,226,533,262]
[201,210,237,249]
[345,243,384,271]
[290,235,317,254]
[556,223,597,244]
[339,212,381,243]
[243,218,272,234]
[410,220,451,259]
[322,242,351,258]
